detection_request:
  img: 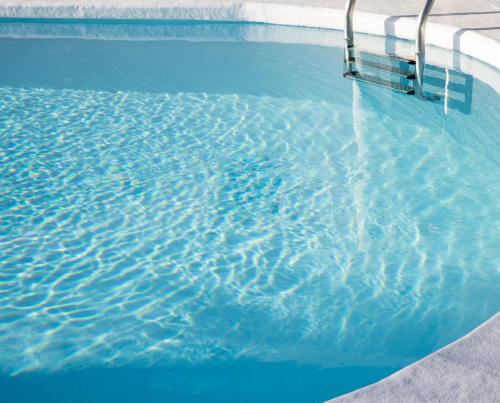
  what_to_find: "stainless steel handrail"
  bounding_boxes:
[415,0,437,98]
[344,0,357,74]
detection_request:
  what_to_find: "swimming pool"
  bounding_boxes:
[0,21,499,402]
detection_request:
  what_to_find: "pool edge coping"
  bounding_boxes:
[328,312,500,402]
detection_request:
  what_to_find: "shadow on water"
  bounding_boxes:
[0,360,398,403]
[0,27,348,103]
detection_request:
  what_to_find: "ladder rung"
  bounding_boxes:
[346,57,416,79]
[350,47,416,65]
[343,71,415,95]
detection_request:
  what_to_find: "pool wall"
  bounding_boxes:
[0,0,499,70]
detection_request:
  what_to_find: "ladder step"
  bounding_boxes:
[343,71,415,95]
[346,57,416,79]
[351,47,416,65]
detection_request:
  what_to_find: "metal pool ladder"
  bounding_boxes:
[343,0,438,99]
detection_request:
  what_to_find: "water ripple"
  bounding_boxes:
[0,85,499,375]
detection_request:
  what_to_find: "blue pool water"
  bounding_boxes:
[0,21,499,402]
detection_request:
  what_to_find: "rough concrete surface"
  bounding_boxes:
[329,313,500,402]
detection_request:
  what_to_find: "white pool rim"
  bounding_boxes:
[0,1,499,68]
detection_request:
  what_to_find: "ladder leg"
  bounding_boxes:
[415,0,438,99]
[344,0,357,74]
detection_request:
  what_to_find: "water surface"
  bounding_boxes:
[0,21,499,402]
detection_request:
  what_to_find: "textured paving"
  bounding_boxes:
[257,0,500,41]
[329,313,500,402]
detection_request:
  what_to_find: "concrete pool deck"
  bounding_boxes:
[329,313,500,402]
[0,1,499,402]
